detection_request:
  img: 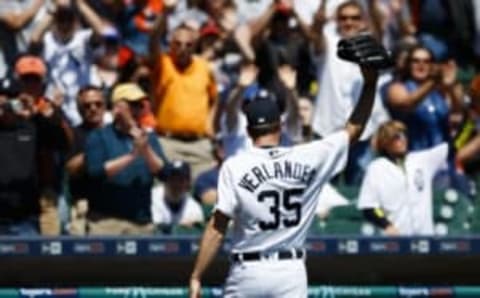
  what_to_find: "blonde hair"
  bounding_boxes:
[373,120,407,154]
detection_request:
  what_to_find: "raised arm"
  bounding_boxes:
[367,0,386,42]
[345,66,379,144]
[30,12,53,46]
[247,2,278,46]
[390,0,416,38]
[149,12,167,68]
[387,79,436,112]
[0,0,44,30]
[225,64,258,132]
[76,0,108,35]
[278,64,301,140]
[387,63,445,112]
[307,0,328,54]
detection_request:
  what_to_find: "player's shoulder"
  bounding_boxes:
[221,151,251,170]
[296,130,349,151]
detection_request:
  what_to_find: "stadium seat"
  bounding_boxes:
[328,204,363,221]
[433,188,474,235]
[322,219,363,235]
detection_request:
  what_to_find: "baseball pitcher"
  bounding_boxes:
[189,34,390,298]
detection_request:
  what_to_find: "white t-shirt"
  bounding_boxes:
[312,23,390,140]
[43,29,94,126]
[151,184,205,226]
[215,130,349,253]
[357,143,448,235]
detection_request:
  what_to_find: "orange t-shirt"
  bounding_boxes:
[153,54,217,136]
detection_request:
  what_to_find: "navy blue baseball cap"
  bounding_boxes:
[244,95,281,128]
[160,160,191,180]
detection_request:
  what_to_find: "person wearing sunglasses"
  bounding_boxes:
[65,85,106,235]
[386,45,463,152]
[311,0,391,185]
[83,83,167,235]
[357,120,449,236]
[149,9,219,181]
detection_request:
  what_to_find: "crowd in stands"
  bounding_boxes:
[1,0,480,237]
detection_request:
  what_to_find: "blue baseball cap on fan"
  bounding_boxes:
[160,160,191,180]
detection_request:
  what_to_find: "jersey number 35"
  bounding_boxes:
[258,188,304,231]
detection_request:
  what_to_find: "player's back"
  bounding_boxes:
[215,131,350,254]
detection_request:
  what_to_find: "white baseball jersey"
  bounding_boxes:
[357,143,448,235]
[151,184,205,226]
[215,130,349,253]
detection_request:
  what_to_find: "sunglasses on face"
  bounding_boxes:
[411,57,432,64]
[171,40,194,48]
[390,131,406,142]
[82,101,104,109]
[338,14,362,21]
[127,101,144,109]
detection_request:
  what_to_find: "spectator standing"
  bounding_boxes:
[357,120,449,236]
[65,85,106,235]
[150,10,218,180]
[85,83,166,235]
[0,78,41,235]
[311,0,390,185]
[14,55,73,235]
[386,45,463,151]
[152,160,205,233]
[31,0,109,125]
[0,0,47,76]
[0,69,70,236]
[247,0,316,96]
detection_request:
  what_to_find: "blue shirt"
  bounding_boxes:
[193,166,219,202]
[85,124,166,223]
[390,80,450,151]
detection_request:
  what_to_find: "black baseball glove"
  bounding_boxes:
[337,33,392,69]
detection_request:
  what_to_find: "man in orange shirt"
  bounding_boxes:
[149,7,218,179]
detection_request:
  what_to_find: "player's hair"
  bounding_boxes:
[336,0,365,20]
[247,122,281,140]
[374,120,407,156]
